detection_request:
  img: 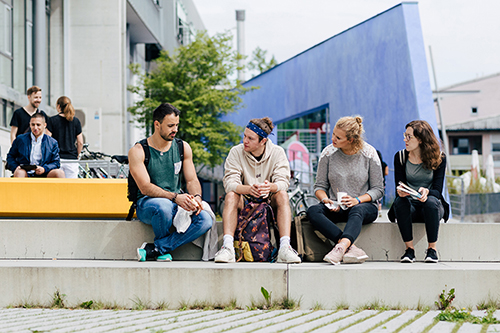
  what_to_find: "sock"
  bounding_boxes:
[223,234,234,249]
[280,236,291,248]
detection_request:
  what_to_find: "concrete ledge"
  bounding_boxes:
[289,262,500,309]
[0,261,287,309]
[0,260,498,309]
[0,178,130,218]
[2,219,500,262]
[0,220,202,261]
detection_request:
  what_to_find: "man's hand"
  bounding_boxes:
[35,166,45,175]
[176,193,203,215]
[256,180,272,197]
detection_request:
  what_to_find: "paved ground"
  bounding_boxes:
[1,308,499,332]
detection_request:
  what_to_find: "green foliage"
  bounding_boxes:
[131,296,150,310]
[51,289,66,308]
[435,286,455,310]
[128,31,251,168]
[79,300,94,309]
[247,47,278,77]
[436,307,500,324]
[261,286,271,307]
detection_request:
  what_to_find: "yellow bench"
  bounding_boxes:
[0,178,131,218]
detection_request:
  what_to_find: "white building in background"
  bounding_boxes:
[435,72,500,173]
[0,0,204,159]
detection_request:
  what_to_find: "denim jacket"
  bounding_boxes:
[6,132,61,176]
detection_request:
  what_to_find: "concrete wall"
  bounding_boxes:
[224,3,436,202]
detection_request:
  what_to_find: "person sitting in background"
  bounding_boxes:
[9,86,49,144]
[47,96,83,178]
[7,113,64,178]
[388,120,449,263]
[306,116,384,265]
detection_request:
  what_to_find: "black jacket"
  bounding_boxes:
[388,149,450,222]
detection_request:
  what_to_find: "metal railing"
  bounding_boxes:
[446,174,465,222]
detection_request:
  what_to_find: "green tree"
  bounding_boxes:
[128,31,251,168]
[247,47,278,77]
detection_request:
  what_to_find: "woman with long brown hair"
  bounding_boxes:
[47,96,83,178]
[388,120,450,263]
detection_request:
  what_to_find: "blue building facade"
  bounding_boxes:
[224,3,437,202]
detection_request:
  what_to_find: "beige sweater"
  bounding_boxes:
[223,140,290,194]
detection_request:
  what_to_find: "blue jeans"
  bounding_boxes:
[136,196,213,255]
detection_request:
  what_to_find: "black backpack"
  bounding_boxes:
[126,138,184,221]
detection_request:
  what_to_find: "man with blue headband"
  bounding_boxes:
[215,117,301,263]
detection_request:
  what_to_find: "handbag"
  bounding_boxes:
[292,215,333,262]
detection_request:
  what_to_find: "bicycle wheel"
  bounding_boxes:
[294,195,320,216]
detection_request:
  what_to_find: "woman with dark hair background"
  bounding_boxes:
[48,96,83,178]
[388,120,450,263]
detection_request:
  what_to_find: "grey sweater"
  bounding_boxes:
[314,142,384,207]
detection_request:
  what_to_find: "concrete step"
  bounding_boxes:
[0,260,499,310]
[1,217,499,262]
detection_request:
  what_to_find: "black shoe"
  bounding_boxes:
[400,248,415,263]
[137,242,161,262]
[425,248,439,263]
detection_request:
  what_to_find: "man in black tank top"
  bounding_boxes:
[128,103,213,262]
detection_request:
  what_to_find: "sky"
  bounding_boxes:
[192,0,500,89]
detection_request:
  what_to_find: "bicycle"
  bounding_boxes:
[288,176,319,217]
[78,144,129,179]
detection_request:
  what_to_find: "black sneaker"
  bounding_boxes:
[137,242,161,261]
[400,248,415,263]
[425,248,439,263]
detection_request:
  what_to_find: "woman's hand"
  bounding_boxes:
[322,198,340,212]
[417,187,429,202]
[341,195,359,208]
[396,186,410,197]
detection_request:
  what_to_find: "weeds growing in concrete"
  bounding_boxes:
[50,289,66,308]
[435,286,455,310]
[131,296,151,310]
[335,301,350,310]
[477,296,500,310]
[435,307,500,324]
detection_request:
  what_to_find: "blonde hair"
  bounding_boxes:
[56,96,75,121]
[335,115,364,153]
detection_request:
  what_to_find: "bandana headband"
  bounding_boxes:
[246,122,269,139]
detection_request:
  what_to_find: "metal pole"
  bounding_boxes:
[429,46,451,173]
[236,10,245,82]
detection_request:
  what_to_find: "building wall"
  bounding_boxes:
[224,3,435,201]
[436,73,500,127]
[0,0,205,164]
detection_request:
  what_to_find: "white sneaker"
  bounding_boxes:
[277,245,302,264]
[214,246,236,263]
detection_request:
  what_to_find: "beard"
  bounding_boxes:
[159,131,174,142]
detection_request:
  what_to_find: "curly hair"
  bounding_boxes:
[406,120,443,170]
[335,115,364,153]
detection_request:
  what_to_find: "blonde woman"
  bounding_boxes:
[47,96,83,178]
[306,116,384,265]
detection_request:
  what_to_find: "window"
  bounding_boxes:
[451,136,482,155]
[471,107,478,115]
[0,98,14,128]
[277,108,330,154]
[0,2,13,87]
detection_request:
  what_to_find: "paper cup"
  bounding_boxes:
[337,191,348,210]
